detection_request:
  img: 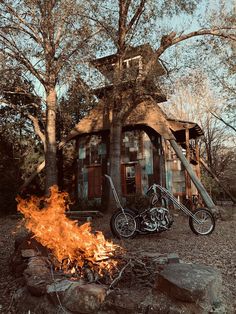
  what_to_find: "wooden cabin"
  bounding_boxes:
[63,45,204,205]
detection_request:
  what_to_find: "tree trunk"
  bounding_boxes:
[45,87,58,191]
[108,117,122,211]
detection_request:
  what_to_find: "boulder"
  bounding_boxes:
[167,253,180,264]
[21,249,38,258]
[24,256,52,296]
[155,263,222,304]
[63,283,107,313]
[47,279,85,305]
[103,288,146,314]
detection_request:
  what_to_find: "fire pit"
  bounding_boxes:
[10,187,225,314]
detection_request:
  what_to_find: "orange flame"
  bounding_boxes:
[16,186,119,276]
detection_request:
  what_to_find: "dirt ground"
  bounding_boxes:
[0,207,235,313]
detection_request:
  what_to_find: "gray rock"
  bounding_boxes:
[63,283,107,313]
[26,275,50,296]
[47,279,85,306]
[24,256,52,296]
[155,263,222,304]
[21,249,38,258]
[103,288,207,314]
[153,256,168,265]
[47,279,74,294]
[103,289,143,314]
[167,253,180,264]
[140,251,163,259]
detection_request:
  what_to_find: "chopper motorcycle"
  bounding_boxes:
[105,175,215,239]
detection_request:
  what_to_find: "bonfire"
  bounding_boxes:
[16,186,120,277]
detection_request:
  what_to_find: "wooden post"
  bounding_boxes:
[195,139,201,179]
[151,135,161,185]
[169,139,215,209]
[101,134,109,211]
[185,128,192,200]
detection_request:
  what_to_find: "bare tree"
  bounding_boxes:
[167,72,236,201]
[0,0,94,191]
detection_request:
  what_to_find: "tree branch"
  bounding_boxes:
[56,28,102,73]
[0,1,43,45]
[156,28,236,58]
[0,98,46,146]
[141,28,236,79]
[28,114,46,148]
[19,160,45,192]
[0,36,45,85]
[210,111,236,132]
[77,13,117,44]
[126,0,146,34]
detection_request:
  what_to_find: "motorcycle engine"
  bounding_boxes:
[142,207,172,232]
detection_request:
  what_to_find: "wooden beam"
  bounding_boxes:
[169,139,215,209]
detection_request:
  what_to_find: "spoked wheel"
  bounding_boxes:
[189,208,215,235]
[110,209,138,239]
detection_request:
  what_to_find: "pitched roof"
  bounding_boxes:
[60,96,203,147]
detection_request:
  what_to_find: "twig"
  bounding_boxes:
[134,259,146,266]
[6,290,15,313]
[2,277,23,296]
[107,260,132,292]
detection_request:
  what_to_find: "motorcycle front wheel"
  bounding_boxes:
[189,208,215,235]
[110,208,139,239]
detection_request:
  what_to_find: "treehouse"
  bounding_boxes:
[90,43,166,102]
[62,44,213,209]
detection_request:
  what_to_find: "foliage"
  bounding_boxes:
[58,76,97,138]
[0,55,45,206]
[0,134,21,214]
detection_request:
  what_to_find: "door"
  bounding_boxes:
[87,166,102,198]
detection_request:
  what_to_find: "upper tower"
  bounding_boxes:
[90,44,167,102]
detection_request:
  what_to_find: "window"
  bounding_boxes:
[125,165,136,194]
[80,135,105,166]
[121,163,141,195]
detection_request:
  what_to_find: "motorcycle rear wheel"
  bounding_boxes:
[110,209,139,239]
[189,208,215,235]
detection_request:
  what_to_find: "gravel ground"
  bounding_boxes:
[0,208,235,313]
